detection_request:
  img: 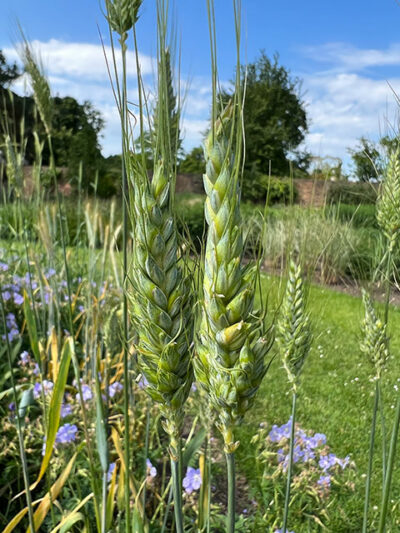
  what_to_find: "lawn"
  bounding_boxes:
[236,275,400,531]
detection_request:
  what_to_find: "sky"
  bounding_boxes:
[2,0,400,172]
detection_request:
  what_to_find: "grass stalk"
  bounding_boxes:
[0,291,36,533]
[225,452,236,533]
[120,38,132,533]
[362,380,379,533]
[282,392,297,533]
[378,395,400,532]
[171,445,184,533]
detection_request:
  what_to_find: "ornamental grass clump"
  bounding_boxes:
[276,259,312,532]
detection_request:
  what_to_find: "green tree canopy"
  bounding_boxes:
[222,51,309,178]
[348,137,384,182]
[0,50,20,88]
[178,146,205,174]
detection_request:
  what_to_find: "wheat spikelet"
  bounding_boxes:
[21,44,53,137]
[277,260,312,391]
[376,147,400,252]
[195,104,271,454]
[4,135,24,195]
[361,290,389,379]
[127,160,193,459]
[106,0,142,36]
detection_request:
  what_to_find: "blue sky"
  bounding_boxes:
[2,0,400,171]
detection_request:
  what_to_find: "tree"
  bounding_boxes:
[348,137,383,182]
[222,52,309,179]
[152,47,182,163]
[50,97,104,185]
[179,146,205,174]
[0,50,20,88]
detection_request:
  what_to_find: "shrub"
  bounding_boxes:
[327,181,377,205]
[326,204,378,229]
[242,173,293,204]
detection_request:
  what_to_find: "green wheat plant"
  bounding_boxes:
[360,289,390,533]
[374,144,400,532]
[106,1,194,530]
[194,3,272,530]
[276,258,312,532]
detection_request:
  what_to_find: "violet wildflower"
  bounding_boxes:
[183,467,202,494]
[146,459,157,478]
[55,423,78,444]
[317,474,331,488]
[107,462,116,481]
[8,402,16,411]
[33,380,54,399]
[0,261,9,271]
[60,402,73,418]
[319,453,337,471]
[2,291,11,301]
[75,383,93,402]
[20,351,30,365]
[108,381,123,398]
[13,292,24,306]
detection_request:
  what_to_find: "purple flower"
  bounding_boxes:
[55,423,78,444]
[275,529,295,533]
[317,474,331,488]
[107,462,116,481]
[60,402,73,418]
[33,363,39,376]
[337,455,350,469]
[33,380,54,399]
[269,418,292,442]
[183,467,202,494]
[308,433,327,448]
[13,292,24,306]
[146,459,157,478]
[2,291,11,301]
[138,376,149,389]
[302,446,316,462]
[45,268,56,278]
[20,351,30,365]
[0,261,9,271]
[108,381,123,398]
[319,453,337,471]
[75,383,93,402]
[277,448,286,463]
[8,402,16,411]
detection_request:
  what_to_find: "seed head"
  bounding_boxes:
[195,104,272,454]
[21,44,53,136]
[106,0,142,37]
[276,260,312,392]
[376,146,400,252]
[360,290,389,379]
[127,160,193,460]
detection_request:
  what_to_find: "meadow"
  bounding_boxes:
[2,0,400,532]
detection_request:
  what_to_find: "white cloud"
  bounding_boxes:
[3,39,154,82]
[302,70,400,165]
[302,42,400,71]
[6,37,399,166]
[2,38,212,155]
